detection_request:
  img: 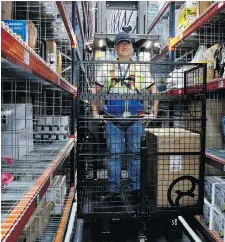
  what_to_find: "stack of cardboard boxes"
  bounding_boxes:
[177,1,212,35]
[34,115,70,142]
[145,128,200,207]
[201,176,225,240]
[1,104,33,160]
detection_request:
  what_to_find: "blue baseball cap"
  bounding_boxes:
[114,32,132,45]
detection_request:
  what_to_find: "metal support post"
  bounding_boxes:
[96,1,107,33]
[70,1,76,185]
[137,1,147,34]
[140,136,147,213]
[169,2,175,62]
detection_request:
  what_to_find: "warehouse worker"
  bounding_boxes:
[91,31,159,203]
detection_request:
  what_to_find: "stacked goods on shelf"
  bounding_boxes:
[1,104,33,160]
[18,199,53,241]
[166,44,223,90]
[56,50,62,75]
[200,199,213,229]
[48,40,57,71]
[145,128,200,207]
[2,20,37,49]
[46,175,67,214]
[178,2,197,33]
[201,176,225,240]
[214,44,225,79]
[197,1,212,17]
[34,116,70,142]
[1,1,12,20]
[177,1,212,35]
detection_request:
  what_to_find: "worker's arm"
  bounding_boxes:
[90,83,103,116]
[147,84,159,117]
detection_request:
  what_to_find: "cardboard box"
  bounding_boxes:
[178,2,197,33]
[197,1,211,17]
[1,128,33,160]
[47,41,57,71]
[18,200,53,242]
[215,183,225,214]
[46,175,66,214]
[204,176,224,205]
[2,20,37,49]
[212,208,225,240]
[1,103,33,131]
[28,20,37,49]
[1,1,12,20]
[145,128,200,207]
[201,199,213,229]
[56,50,62,75]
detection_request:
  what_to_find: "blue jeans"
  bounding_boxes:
[105,122,144,193]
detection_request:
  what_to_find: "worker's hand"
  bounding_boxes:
[92,114,107,124]
[141,113,157,123]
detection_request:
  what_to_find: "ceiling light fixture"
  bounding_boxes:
[146,41,152,49]
[99,39,103,48]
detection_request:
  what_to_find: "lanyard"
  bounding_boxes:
[118,63,131,82]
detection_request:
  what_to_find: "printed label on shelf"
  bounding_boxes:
[170,155,182,171]
[218,80,224,88]
[24,50,29,65]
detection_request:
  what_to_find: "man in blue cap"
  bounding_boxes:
[91,31,159,204]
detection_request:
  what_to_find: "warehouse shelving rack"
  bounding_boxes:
[147,1,225,241]
[0,1,92,241]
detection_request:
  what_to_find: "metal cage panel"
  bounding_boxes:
[76,61,206,218]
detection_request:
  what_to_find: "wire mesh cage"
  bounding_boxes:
[76,60,206,218]
[1,61,73,235]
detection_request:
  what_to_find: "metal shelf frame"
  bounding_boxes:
[205,152,225,172]
[1,138,75,242]
[167,78,225,95]
[1,26,76,95]
[151,1,225,61]
[147,1,171,34]
[56,2,77,48]
[169,2,225,50]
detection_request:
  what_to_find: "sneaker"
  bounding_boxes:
[100,192,122,202]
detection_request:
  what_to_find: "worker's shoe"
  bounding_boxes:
[100,192,122,203]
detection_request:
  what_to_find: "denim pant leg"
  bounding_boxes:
[127,122,144,191]
[105,122,124,193]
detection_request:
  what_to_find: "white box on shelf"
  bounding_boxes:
[59,125,69,134]
[204,176,225,205]
[38,117,45,125]
[1,128,33,160]
[1,104,33,131]
[52,126,59,133]
[46,175,66,215]
[212,208,225,241]
[201,198,213,230]
[53,116,61,126]
[46,116,53,125]
[61,116,69,126]
[215,183,225,215]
